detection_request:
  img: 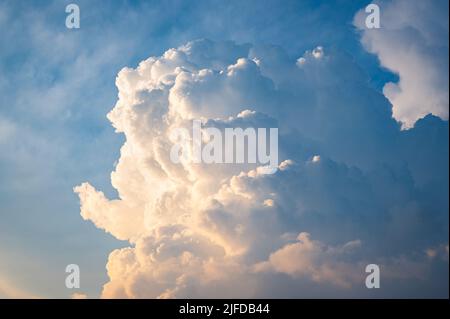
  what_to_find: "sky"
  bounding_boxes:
[0,0,448,298]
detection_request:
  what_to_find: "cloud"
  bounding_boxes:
[0,275,36,299]
[254,232,362,288]
[75,39,448,298]
[354,0,449,129]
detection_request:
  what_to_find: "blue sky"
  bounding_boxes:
[0,0,448,298]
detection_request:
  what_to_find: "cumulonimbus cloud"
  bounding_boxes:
[74,38,448,298]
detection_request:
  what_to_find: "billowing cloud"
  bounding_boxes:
[75,39,448,298]
[354,0,449,129]
[254,232,363,288]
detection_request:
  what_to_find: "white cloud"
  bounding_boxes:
[254,232,362,288]
[312,155,321,163]
[354,0,449,129]
[75,39,448,298]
